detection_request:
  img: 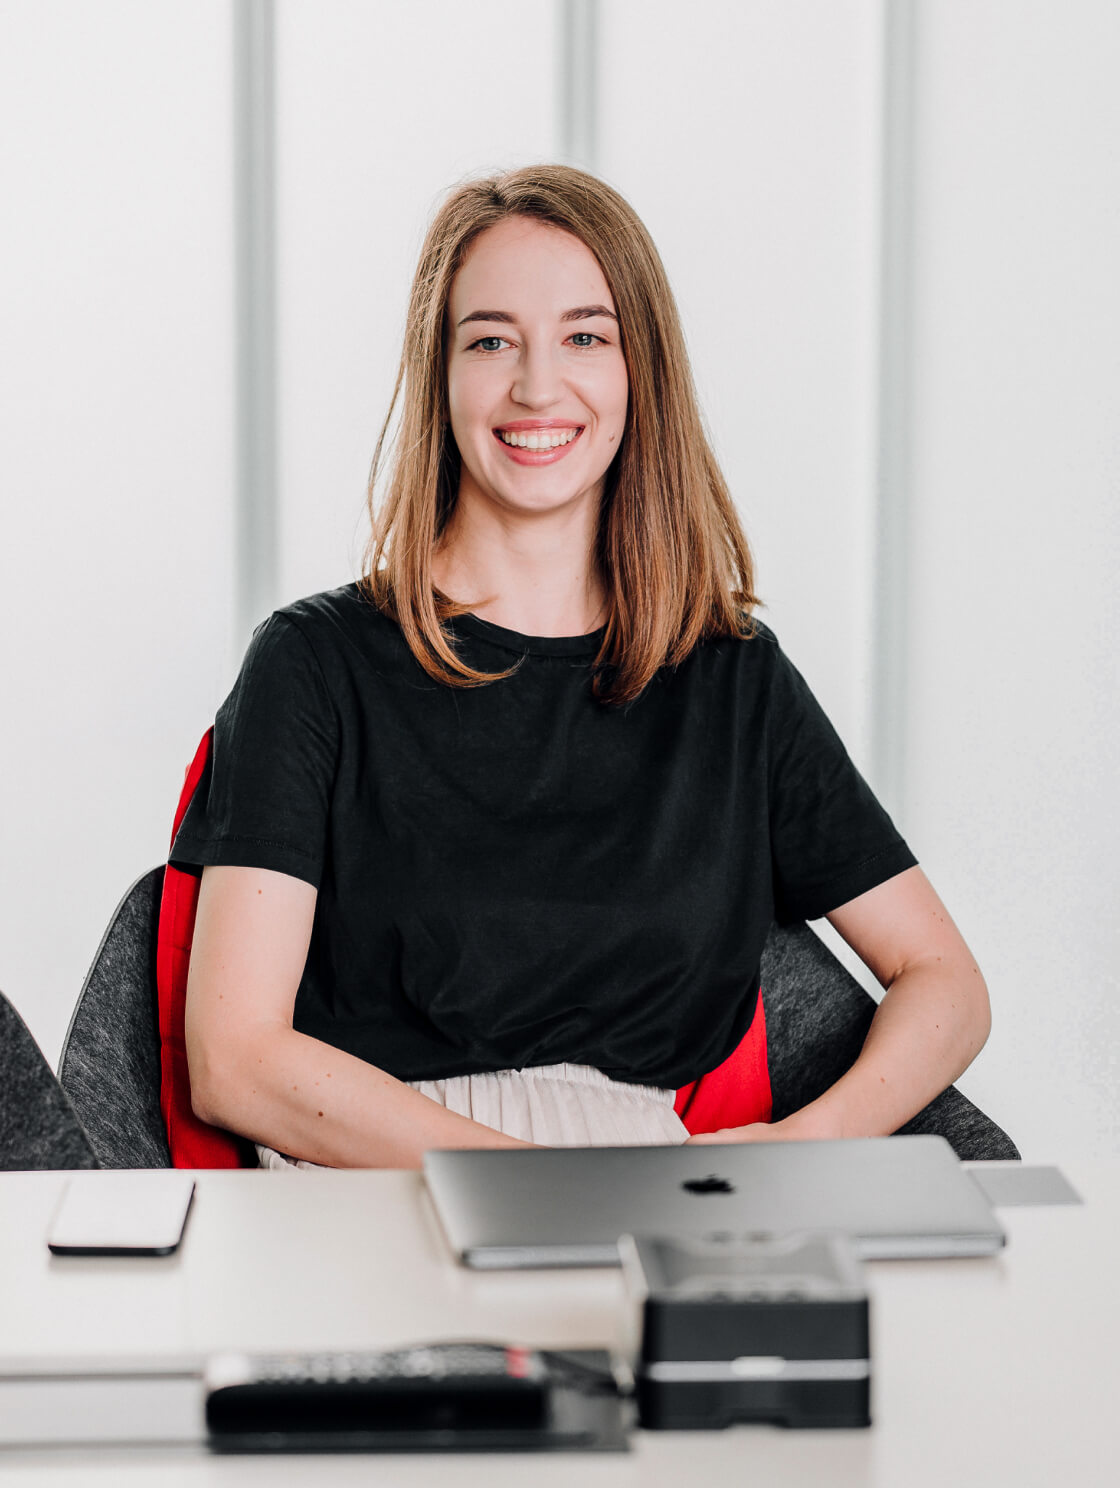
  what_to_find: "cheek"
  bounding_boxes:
[573,360,629,426]
[447,367,487,437]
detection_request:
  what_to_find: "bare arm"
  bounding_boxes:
[184,864,537,1169]
[688,865,992,1143]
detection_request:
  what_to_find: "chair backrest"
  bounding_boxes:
[761,920,1020,1160]
[0,991,98,1171]
[58,868,171,1169]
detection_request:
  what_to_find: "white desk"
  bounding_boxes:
[0,1163,1115,1487]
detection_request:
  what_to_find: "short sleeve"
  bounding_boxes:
[169,614,339,887]
[764,638,916,923]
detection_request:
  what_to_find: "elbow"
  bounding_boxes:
[965,963,992,1061]
[186,1036,241,1130]
[977,990,993,1056]
[187,1021,288,1131]
[190,1080,224,1130]
[188,1066,225,1130]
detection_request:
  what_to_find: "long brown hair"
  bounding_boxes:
[361,163,759,705]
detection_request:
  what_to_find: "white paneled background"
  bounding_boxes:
[0,0,238,1073]
[1,0,1116,1159]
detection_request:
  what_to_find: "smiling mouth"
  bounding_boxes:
[493,425,584,451]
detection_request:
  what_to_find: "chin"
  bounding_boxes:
[499,489,586,517]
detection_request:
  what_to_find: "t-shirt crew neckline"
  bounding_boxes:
[453,611,605,658]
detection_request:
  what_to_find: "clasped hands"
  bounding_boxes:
[683,1109,839,1145]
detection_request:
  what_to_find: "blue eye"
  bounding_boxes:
[469,336,508,352]
[570,332,598,348]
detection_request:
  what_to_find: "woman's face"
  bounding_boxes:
[445,217,629,525]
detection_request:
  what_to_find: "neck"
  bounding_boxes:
[432,485,606,638]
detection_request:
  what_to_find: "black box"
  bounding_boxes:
[620,1231,870,1429]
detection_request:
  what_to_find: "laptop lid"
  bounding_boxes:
[423,1136,1006,1268]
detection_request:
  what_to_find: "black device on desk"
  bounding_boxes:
[204,1343,629,1452]
[621,1231,871,1429]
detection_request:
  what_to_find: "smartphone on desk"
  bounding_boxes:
[47,1171,196,1256]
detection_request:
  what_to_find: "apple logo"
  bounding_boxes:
[681,1174,735,1196]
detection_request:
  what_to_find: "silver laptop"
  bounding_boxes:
[423,1136,1006,1268]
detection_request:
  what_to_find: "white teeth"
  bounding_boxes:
[499,428,580,449]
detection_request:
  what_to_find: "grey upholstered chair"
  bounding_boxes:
[58,868,170,1168]
[58,866,1019,1167]
[0,989,98,1170]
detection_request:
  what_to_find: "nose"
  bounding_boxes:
[510,342,562,410]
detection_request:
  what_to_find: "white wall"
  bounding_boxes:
[902,0,1120,1156]
[0,0,237,1066]
[1,0,1116,1160]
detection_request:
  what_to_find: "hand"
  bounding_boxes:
[684,1121,786,1145]
[683,1112,838,1145]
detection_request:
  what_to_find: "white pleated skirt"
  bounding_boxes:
[255,1062,691,1171]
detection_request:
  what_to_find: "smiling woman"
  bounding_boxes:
[171,164,994,1170]
[362,166,758,705]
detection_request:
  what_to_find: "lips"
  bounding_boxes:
[494,420,585,432]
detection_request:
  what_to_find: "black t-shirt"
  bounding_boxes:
[170,584,916,1089]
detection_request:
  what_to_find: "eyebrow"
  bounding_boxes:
[456,304,618,328]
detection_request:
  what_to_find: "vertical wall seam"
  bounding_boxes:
[557,0,598,170]
[870,0,917,825]
[233,0,278,646]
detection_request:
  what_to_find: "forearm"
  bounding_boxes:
[186,863,535,1168]
[190,1024,535,1169]
[783,960,992,1140]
